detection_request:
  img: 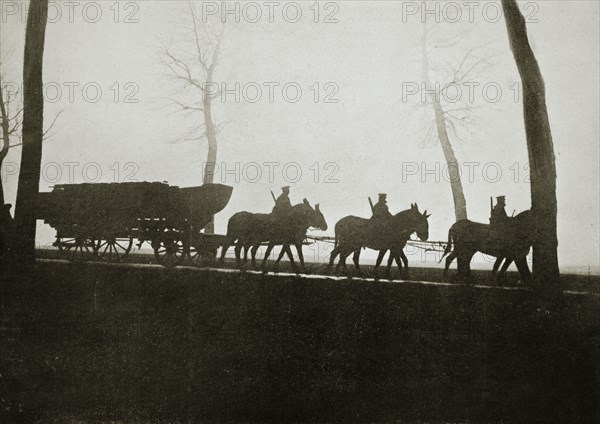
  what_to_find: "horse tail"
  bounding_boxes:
[220,215,237,262]
[225,212,247,245]
[333,220,342,249]
[225,214,237,241]
[439,225,453,263]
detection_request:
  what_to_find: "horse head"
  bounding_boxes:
[312,203,328,231]
[293,200,328,231]
[409,203,431,241]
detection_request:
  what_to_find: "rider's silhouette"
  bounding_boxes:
[272,186,292,217]
[372,193,392,221]
[490,196,508,226]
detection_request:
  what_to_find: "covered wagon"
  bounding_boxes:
[36,182,233,267]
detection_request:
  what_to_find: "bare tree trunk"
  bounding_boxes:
[13,0,49,264]
[0,83,9,206]
[501,0,560,290]
[421,26,468,222]
[161,3,224,234]
[202,71,217,234]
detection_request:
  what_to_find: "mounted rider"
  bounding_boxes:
[490,196,509,226]
[272,186,292,218]
[369,193,392,238]
[371,193,392,221]
[489,195,511,245]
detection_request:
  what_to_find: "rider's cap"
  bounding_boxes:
[496,195,506,201]
[378,193,387,197]
[282,186,290,190]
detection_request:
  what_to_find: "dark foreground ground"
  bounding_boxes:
[1,261,599,423]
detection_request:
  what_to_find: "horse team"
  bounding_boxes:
[219,198,534,283]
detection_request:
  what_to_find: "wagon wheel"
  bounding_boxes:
[188,244,217,267]
[55,236,96,263]
[94,237,133,262]
[153,238,187,268]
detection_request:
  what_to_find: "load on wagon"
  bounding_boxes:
[36,182,233,267]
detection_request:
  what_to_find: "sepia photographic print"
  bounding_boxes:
[0,1,599,423]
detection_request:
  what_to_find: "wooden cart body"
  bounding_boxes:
[36,182,233,266]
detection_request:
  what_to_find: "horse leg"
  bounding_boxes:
[444,251,457,279]
[339,251,351,275]
[385,250,395,280]
[392,253,403,279]
[352,250,362,277]
[492,257,503,274]
[491,256,504,284]
[328,246,339,270]
[514,257,531,284]
[456,256,465,280]
[234,243,243,267]
[285,245,298,271]
[374,250,386,280]
[399,250,409,279]
[261,243,275,272]
[500,258,513,273]
[250,244,260,269]
[270,245,288,272]
[457,253,473,283]
[242,244,253,270]
[219,241,230,264]
[243,244,249,263]
[275,245,286,266]
[386,249,403,280]
[334,247,347,273]
[456,253,467,282]
[295,243,306,272]
[497,257,513,285]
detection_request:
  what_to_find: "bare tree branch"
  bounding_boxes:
[8,108,23,123]
[166,97,204,113]
[161,48,204,90]
[188,0,209,72]
[42,110,63,139]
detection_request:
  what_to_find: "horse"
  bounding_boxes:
[440,210,533,282]
[327,203,430,278]
[219,200,327,271]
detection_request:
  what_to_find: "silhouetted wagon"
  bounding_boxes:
[36,182,233,267]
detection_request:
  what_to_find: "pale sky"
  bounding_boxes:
[1,1,599,268]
